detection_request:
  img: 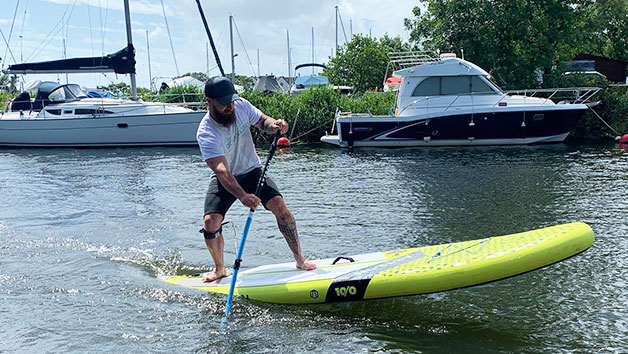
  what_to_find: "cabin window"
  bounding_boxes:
[441,76,471,95]
[411,77,440,96]
[412,76,496,96]
[45,109,61,115]
[75,108,113,115]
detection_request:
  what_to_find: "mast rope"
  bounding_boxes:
[2,0,21,67]
[160,0,180,77]
[232,17,256,77]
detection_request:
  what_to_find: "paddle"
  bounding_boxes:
[224,130,281,317]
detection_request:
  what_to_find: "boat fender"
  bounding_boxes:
[277,137,291,147]
[199,226,222,240]
[618,134,628,144]
[347,130,354,147]
[332,256,355,265]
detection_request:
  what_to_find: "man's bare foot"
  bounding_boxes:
[202,268,229,282]
[296,257,317,271]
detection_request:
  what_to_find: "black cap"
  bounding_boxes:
[205,76,239,105]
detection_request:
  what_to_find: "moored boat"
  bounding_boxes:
[0,0,204,147]
[321,54,599,147]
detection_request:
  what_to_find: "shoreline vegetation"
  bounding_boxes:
[1,84,626,145]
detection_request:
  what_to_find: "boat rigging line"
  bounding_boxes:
[231,17,256,77]
[98,0,109,56]
[195,0,225,76]
[160,0,179,77]
[87,1,94,56]
[2,0,21,68]
[18,0,29,63]
[336,7,349,44]
[316,12,334,62]
[24,0,77,62]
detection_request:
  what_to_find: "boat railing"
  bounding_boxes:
[393,87,601,116]
[386,51,441,69]
[504,87,601,105]
[383,51,441,84]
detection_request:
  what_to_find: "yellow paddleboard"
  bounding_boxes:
[162,222,593,304]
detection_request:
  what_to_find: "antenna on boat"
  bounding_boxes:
[123,0,138,100]
[195,0,225,77]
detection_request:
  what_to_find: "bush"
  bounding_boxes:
[240,87,396,144]
[572,85,628,141]
[157,85,204,103]
[0,90,17,112]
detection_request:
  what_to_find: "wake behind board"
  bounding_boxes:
[162,222,593,304]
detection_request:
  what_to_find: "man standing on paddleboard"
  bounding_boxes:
[196,77,317,282]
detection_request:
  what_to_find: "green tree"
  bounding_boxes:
[233,75,254,90]
[324,35,407,92]
[404,1,586,89]
[181,72,209,83]
[379,34,412,53]
[579,0,628,60]
[106,82,131,97]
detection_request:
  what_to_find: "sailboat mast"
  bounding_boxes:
[230,15,235,82]
[146,30,153,92]
[286,30,291,78]
[195,0,224,77]
[335,6,338,56]
[123,0,138,100]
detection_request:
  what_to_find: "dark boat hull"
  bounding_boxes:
[326,107,586,147]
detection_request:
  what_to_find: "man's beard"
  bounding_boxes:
[210,104,236,127]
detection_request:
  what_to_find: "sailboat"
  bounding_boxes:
[0,0,204,147]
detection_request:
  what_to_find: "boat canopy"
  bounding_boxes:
[295,63,327,71]
[3,45,136,75]
[167,76,205,89]
[30,82,87,110]
[393,58,490,78]
[294,75,329,87]
[254,75,284,93]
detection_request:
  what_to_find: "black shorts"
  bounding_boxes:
[204,167,282,216]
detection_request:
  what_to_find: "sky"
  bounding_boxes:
[0,0,423,90]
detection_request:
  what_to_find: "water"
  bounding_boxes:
[1,143,626,353]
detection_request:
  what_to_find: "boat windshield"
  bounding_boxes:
[485,75,504,93]
[48,84,88,102]
[295,75,329,87]
[67,84,88,98]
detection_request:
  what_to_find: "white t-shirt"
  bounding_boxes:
[196,98,263,176]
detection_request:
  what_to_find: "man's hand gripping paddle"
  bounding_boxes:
[223,131,281,318]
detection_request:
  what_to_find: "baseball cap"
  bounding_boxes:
[205,76,239,105]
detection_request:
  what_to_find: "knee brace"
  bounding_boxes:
[199,226,222,240]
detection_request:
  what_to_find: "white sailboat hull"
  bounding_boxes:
[0,111,204,147]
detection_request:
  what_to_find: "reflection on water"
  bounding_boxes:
[0,143,626,353]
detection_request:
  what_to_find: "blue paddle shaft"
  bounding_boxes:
[224,209,254,315]
[224,131,281,316]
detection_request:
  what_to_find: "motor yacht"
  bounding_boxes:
[321,55,599,147]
